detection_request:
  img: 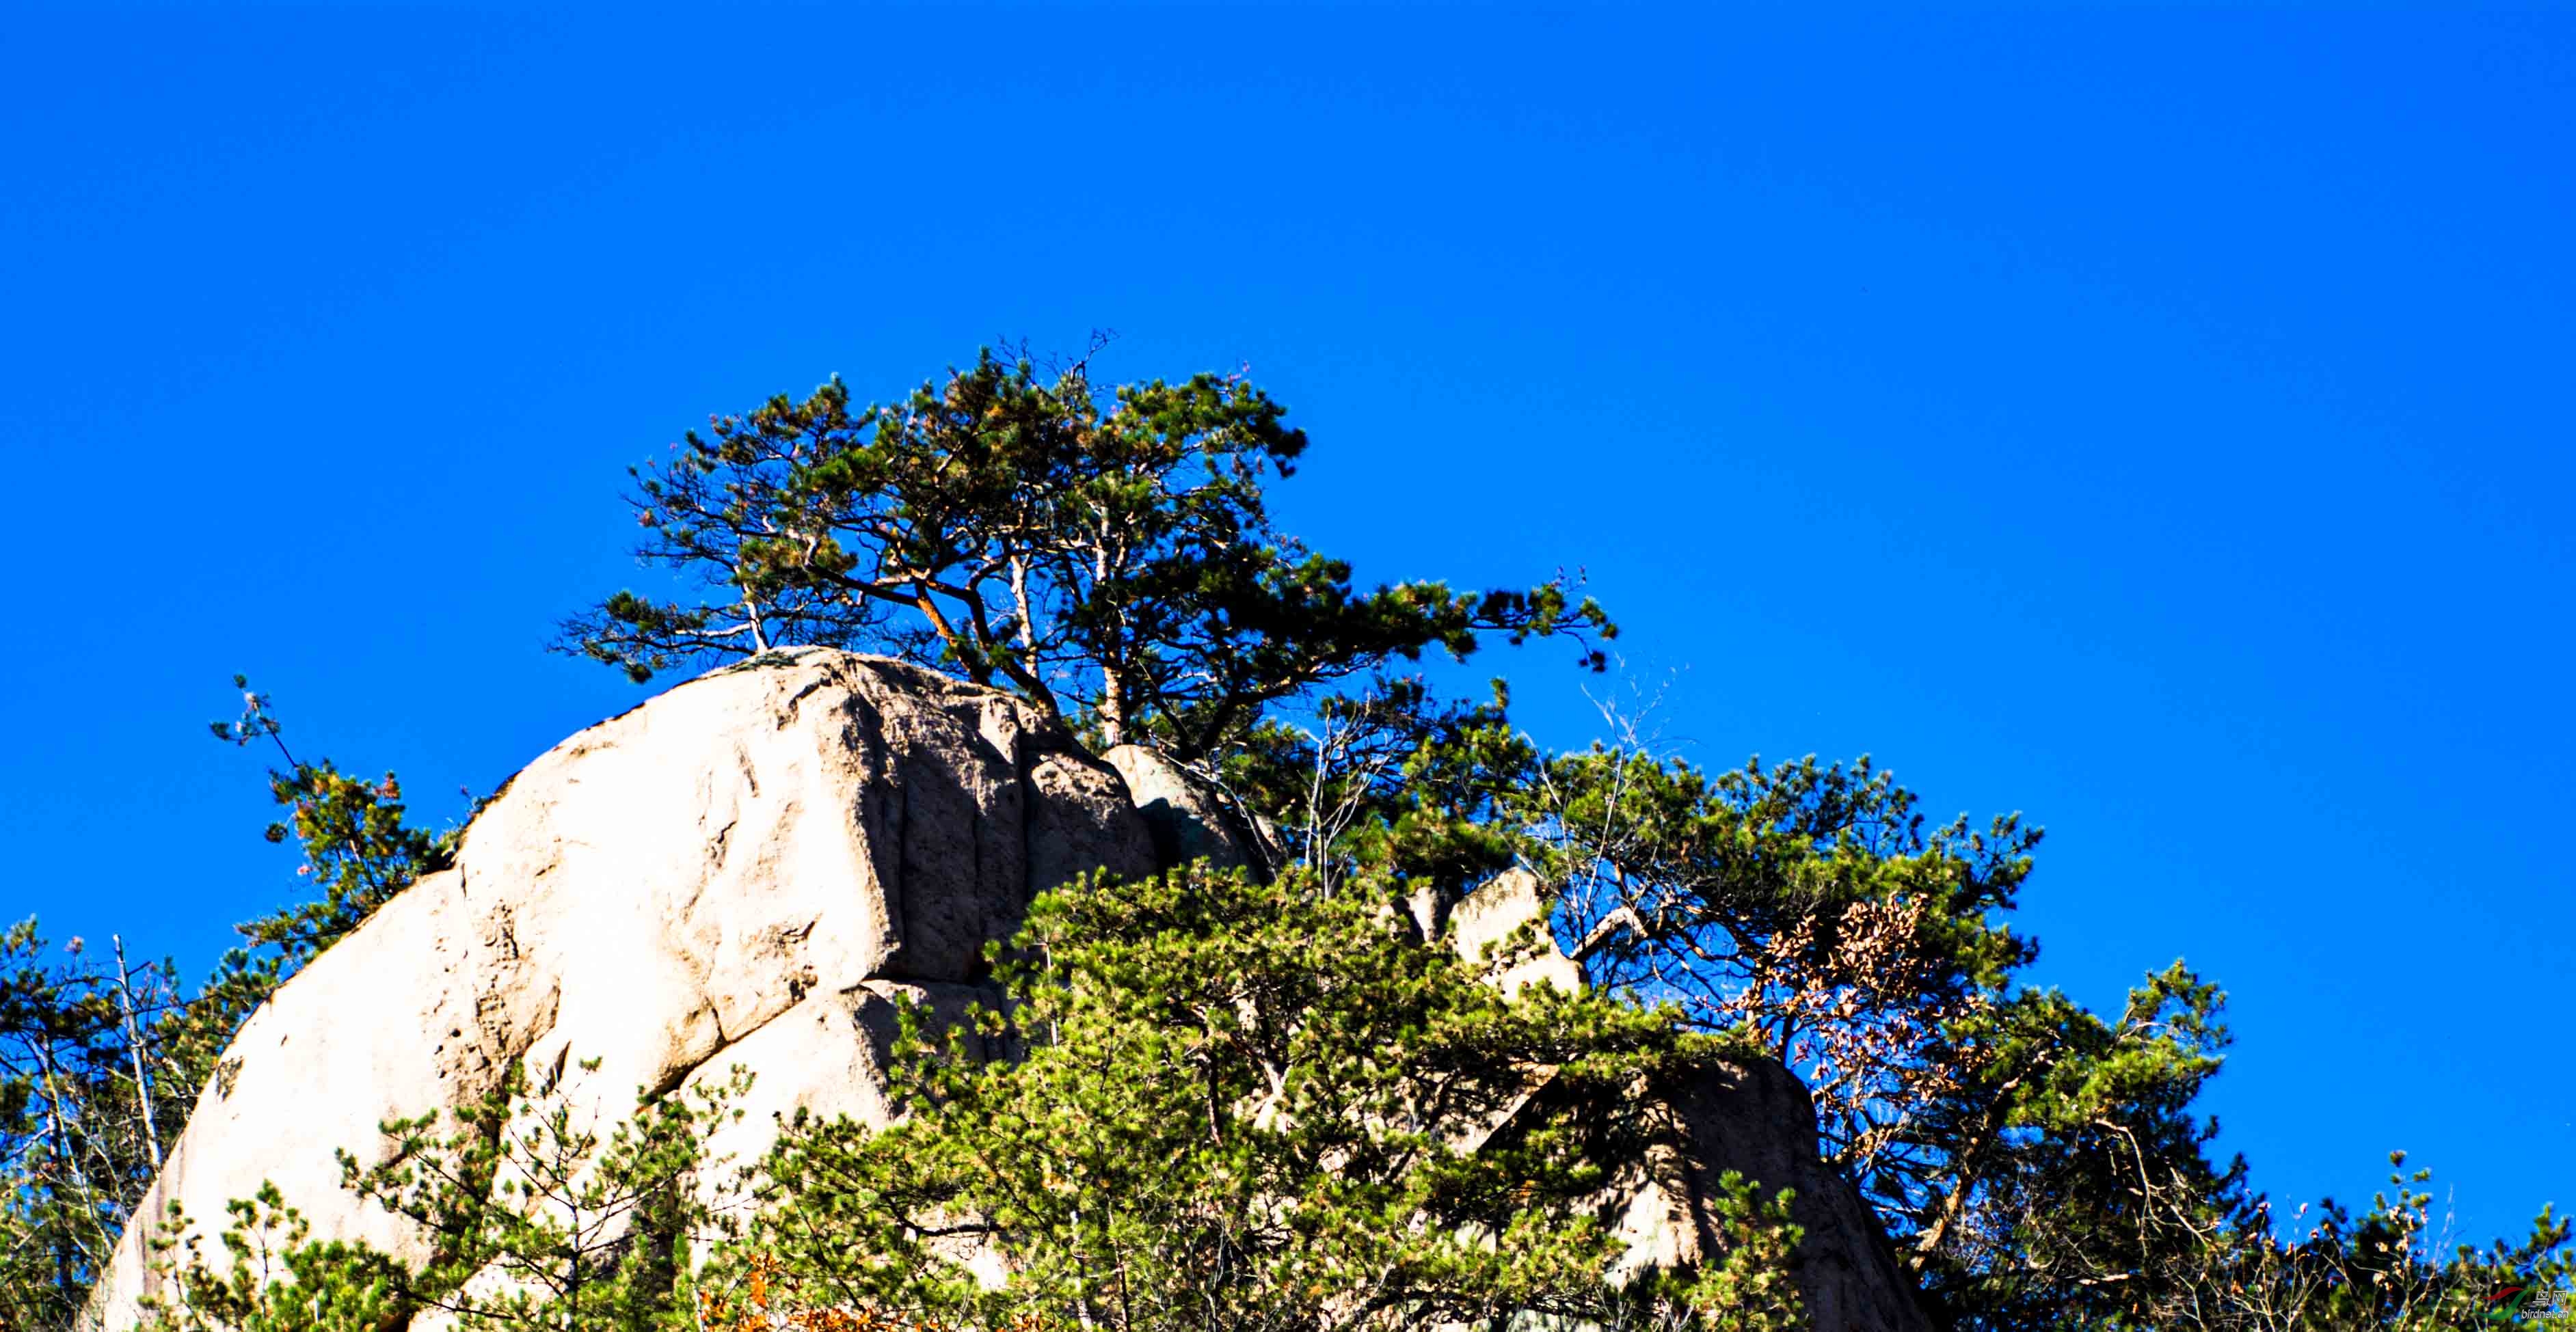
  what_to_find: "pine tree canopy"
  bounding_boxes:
[749,863,1803,1332]
[556,346,1613,759]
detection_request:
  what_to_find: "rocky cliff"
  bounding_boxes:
[85,647,1926,1331]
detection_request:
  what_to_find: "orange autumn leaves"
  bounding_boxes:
[697,1255,1056,1332]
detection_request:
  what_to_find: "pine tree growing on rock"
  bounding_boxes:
[557,344,1612,761]
[736,863,1806,1332]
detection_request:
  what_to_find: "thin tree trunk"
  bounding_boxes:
[1099,665,1127,748]
[111,936,163,1173]
[35,1039,90,1299]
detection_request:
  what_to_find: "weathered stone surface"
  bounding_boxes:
[85,648,1154,1329]
[1445,867,1585,997]
[1624,1058,1933,1331]
[1100,743,1274,878]
[89,649,1926,1331]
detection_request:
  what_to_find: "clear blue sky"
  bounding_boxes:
[4,7,2567,1247]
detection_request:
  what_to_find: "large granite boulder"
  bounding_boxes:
[87,649,1927,1331]
[85,648,1157,1329]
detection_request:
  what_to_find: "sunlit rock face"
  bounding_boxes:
[85,648,1156,1329]
[87,647,1927,1332]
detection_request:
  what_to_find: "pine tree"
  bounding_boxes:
[742,862,1803,1331]
[144,1068,749,1332]
[556,345,1611,760]
[0,680,452,1329]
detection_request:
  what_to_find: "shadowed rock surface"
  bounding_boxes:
[1101,742,1275,878]
[1451,872,1932,1332]
[86,648,1927,1331]
[1649,1058,1932,1331]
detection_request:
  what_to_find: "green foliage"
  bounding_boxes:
[209,677,452,962]
[1523,749,2035,1207]
[188,677,456,1068]
[2045,1153,2573,1331]
[746,862,1782,1331]
[0,922,198,1331]
[1680,1173,1808,1332]
[130,867,1812,1332]
[1512,729,2575,1330]
[1899,967,2242,1326]
[145,1067,749,1332]
[557,345,1611,757]
[139,1184,410,1332]
[0,680,451,1329]
[541,319,2559,1332]
[1220,677,1540,901]
[1515,730,2244,1329]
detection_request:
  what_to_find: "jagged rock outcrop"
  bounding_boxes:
[1445,867,1585,996]
[1646,1059,1932,1331]
[1449,872,1931,1331]
[87,648,1927,1331]
[1101,743,1275,878]
[85,648,1157,1329]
